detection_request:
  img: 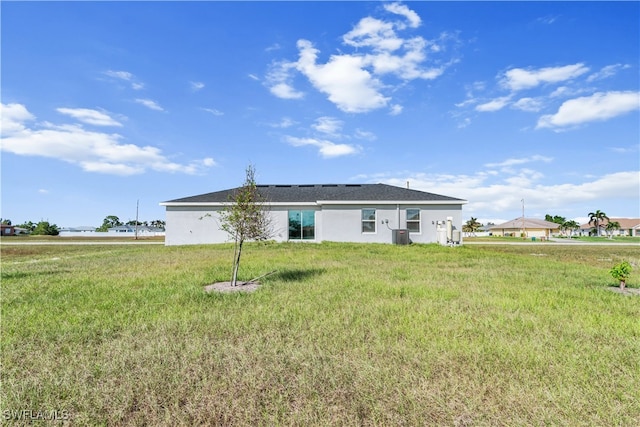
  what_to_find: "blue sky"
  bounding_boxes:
[2,1,639,228]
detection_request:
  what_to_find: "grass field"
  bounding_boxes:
[2,242,639,425]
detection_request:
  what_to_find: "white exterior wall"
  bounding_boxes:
[165,205,315,245]
[319,204,462,244]
[164,203,463,246]
[492,228,552,238]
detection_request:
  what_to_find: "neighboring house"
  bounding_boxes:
[59,226,97,236]
[59,225,165,237]
[578,218,640,237]
[106,225,165,236]
[1,224,15,236]
[490,217,559,239]
[469,224,494,238]
[160,183,467,246]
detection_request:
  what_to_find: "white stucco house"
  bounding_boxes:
[490,217,560,239]
[59,225,165,237]
[578,218,640,237]
[160,184,467,246]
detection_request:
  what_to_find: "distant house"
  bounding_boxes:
[106,225,165,236]
[490,217,560,239]
[578,218,640,237]
[59,225,165,237]
[59,226,97,236]
[1,224,15,236]
[160,183,467,246]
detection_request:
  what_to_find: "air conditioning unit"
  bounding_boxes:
[392,229,410,245]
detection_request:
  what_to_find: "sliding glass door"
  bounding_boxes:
[288,210,315,240]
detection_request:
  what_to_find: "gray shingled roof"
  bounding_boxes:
[164,184,465,204]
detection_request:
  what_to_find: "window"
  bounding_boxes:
[288,210,315,240]
[362,209,376,233]
[406,209,420,232]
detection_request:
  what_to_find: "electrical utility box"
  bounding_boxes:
[392,229,410,245]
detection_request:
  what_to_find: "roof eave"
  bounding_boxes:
[317,200,467,205]
[161,199,467,207]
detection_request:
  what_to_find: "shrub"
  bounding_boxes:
[609,261,632,290]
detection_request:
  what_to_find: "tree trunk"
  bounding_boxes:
[231,239,243,286]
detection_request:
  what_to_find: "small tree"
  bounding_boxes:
[97,215,123,232]
[218,165,272,286]
[31,221,60,236]
[15,221,36,232]
[150,220,166,230]
[610,261,632,290]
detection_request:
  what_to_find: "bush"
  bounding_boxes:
[609,261,632,290]
[31,221,60,236]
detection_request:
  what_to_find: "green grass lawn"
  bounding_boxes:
[2,242,639,425]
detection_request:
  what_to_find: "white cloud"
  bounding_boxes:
[457,117,471,129]
[512,97,544,112]
[609,144,639,154]
[475,96,512,112]
[354,129,376,141]
[104,70,144,90]
[266,3,456,113]
[389,104,403,116]
[366,166,639,219]
[312,117,343,136]
[1,103,35,134]
[56,108,122,127]
[537,91,640,129]
[202,108,224,116]
[266,61,304,99]
[201,158,216,167]
[500,63,590,91]
[104,70,133,81]
[270,82,305,100]
[135,98,165,111]
[190,81,205,91]
[284,136,360,158]
[343,17,404,52]
[384,2,421,28]
[586,64,630,82]
[536,15,560,25]
[269,117,296,128]
[296,40,389,113]
[485,155,553,169]
[0,103,214,176]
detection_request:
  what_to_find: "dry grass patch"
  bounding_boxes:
[2,242,639,425]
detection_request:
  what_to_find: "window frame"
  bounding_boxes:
[288,210,315,240]
[361,208,377,233]
[406,208,421,233]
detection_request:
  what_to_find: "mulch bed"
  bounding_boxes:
[203,281,638,296]
[204,281,260,293]
[606,286,640,296]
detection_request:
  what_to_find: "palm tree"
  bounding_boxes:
[562,220,580,238]
[462,217,482,237]
[605,221,620,239]
[588,210,609,237]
